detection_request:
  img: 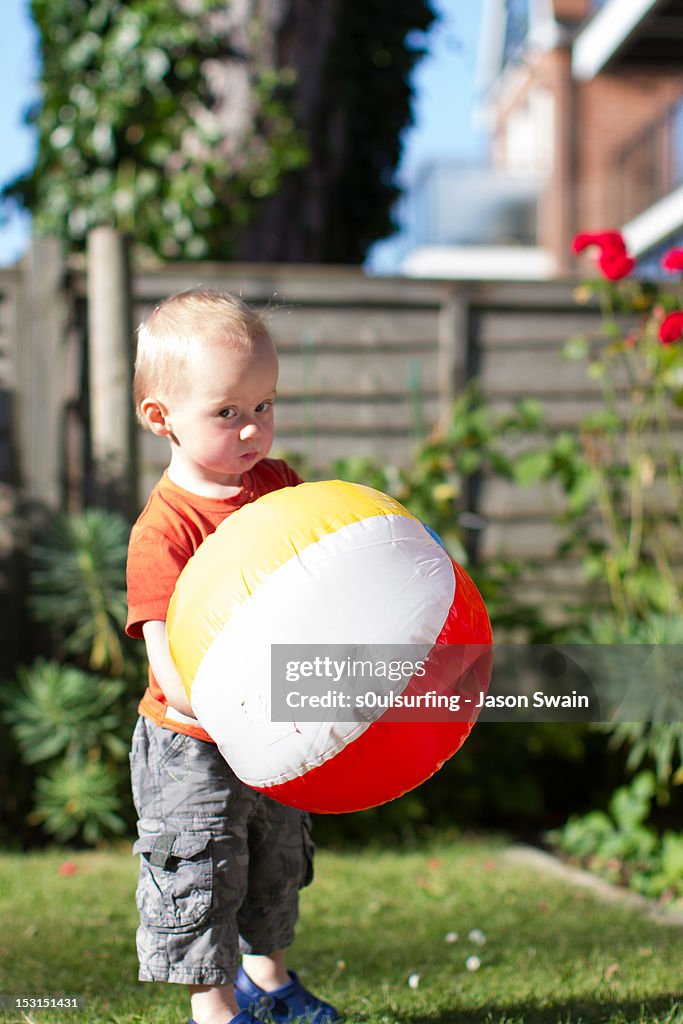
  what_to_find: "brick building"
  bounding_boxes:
[479,0,683,274]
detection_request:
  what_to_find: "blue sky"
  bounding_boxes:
[0,0,486,267]
[0,0,37,263]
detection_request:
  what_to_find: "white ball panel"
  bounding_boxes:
[191,515,455,787]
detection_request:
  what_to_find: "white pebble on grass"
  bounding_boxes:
[468,928,487,946]
[408,972,421,989]
[465,955,481,972]
[445,931,459,943]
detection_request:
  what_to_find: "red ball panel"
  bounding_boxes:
[255,558,493,813]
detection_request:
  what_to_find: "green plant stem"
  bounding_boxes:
[581,432,629,621]
[654,383,683,539]
[622,334,645,390]
[626,422,644,575]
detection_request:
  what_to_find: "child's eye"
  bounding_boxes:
[256,401,273,413]
[218,407,237,419]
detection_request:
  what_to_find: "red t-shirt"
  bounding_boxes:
[126,458,303,742]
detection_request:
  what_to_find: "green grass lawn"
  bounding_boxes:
[0,836,680,1024]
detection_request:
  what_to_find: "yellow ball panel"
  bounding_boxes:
[167,480,416,695]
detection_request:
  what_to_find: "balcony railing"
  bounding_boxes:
[612,98,683,225]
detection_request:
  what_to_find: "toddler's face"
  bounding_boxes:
[165,336,278,489]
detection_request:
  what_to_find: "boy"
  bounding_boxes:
[126,289,339,1024]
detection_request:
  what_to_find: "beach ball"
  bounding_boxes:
[167,480,492,813]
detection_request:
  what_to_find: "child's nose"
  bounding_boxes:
[240,421,259,440]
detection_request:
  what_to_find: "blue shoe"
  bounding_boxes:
[235,966,340,1024]
[189,1012,261,1024]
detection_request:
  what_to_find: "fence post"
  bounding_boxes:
[16,236,69,511]
[438,285,469,423]
[86,226,138,519]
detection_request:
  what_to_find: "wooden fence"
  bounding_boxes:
[3,233,678,653]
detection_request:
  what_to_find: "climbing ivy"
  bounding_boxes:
[7,0,307,259]
[7,0,435,263]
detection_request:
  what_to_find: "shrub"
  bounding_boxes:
[549,770,683,903]
[2,510,139,846]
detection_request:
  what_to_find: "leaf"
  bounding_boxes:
[457,450,482,476]
[580,410,621,433]
[511,450,552,485]
[602,319,623,340]
[514,397,545,428]
[562,334,590,361]
[566,472,596,516]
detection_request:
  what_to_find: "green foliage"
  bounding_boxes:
[484,271,683,788]
[514,278,683,630]
[549,771,683,902]
[3,659,129,765]
[6,0,434,263]
[2,509,138,846]
[29,509,131,673]
[563,277,683,786]
[32,757,128,845]
[6,0,306,259]
[572,612,683,785]
[620,721,683,790]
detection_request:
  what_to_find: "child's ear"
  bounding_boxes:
[140,397,173,437]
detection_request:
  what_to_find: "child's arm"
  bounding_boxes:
[142,620,196,719]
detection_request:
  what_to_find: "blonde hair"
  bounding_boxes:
[134,289,272,425]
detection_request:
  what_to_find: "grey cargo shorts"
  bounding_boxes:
[130,716,315,985]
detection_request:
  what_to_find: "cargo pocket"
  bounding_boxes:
[300,813,315,889]
[133,832,213,930]
[157,731,192,784]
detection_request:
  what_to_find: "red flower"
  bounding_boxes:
[598,249,636,281]
[658,311,683,345]
[662,248,683,273]
[572,231,628,255]
[571,230,635,280]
